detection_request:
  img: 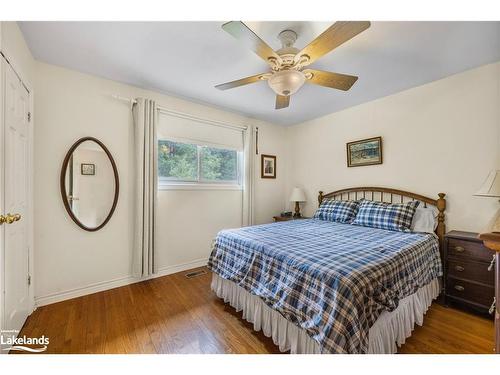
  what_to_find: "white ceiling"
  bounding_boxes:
[19,21,500,125]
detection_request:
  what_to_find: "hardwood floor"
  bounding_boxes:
[18,267,494,354]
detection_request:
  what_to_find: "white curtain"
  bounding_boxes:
[242,125,255,226]
[132,98,158,277]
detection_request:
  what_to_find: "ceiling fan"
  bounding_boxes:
[215,21,370,109]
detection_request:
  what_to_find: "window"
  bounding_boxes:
[158,139,242,188]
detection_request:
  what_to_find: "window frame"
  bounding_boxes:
[157,137,244,191]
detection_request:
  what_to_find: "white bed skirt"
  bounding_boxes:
[211,274,440,354]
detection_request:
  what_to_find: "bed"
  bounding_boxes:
[208,187,447,354]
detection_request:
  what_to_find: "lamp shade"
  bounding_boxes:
[289,187,306,202]
[474,170,500,197]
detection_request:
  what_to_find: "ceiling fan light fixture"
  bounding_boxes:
[267,70,306,96]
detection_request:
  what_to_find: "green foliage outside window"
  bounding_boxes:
[158,140,197,181]
[158,140,239,183]
[200,147,237,181]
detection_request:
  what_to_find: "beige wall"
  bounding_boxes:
[286,62,500,232]
[34,62,288,304]
[156,190,243,268]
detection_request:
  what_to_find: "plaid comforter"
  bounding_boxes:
[208,219,442,354]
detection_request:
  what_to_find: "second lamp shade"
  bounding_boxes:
[289,187,306,202]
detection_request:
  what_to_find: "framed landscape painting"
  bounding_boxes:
[346,137,383,167]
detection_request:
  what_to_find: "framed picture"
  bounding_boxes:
[81,163,95,175]
[261,154,276,179]
[346,136,383,167]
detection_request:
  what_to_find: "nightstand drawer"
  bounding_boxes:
[447,258,495,286]
[446,276,494,308]
[448,238,492,262]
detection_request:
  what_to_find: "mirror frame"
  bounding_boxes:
[60,136,120,232]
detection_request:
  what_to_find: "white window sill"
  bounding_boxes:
[158,183,243,191]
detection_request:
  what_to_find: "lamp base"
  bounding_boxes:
[293,201,301,218]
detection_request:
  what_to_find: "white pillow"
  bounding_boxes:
[410,206,438,234]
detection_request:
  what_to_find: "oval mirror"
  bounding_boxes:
[60,137,119,231]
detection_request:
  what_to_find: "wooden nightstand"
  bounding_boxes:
[273,216,309,222]
[444,230,496,316]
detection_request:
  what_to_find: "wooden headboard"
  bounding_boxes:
[318,187,446,251]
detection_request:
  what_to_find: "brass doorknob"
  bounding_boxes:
[4,213,21,224]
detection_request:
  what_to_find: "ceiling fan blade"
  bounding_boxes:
[295,21,370,66]
[215,73,269,90]
[275,95,290,110]
[222,21,282,67]
[303,69,358,91]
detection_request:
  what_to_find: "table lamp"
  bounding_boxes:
[290,187,306,218]
[474,170,500,233]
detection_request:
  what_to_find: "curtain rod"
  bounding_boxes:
[111,94,137,105]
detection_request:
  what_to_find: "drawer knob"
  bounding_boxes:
[454,265,464,272]
[489,297,496,315]
[454,246,465,253]
[454,285,465,292]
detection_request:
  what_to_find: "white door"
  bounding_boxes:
[2,60,31,341]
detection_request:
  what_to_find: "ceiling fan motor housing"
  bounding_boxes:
[276,30,300,67]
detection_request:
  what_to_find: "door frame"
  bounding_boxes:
[0,37,35,338]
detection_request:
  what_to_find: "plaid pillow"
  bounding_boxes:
[314,199,360,223]
[352,199,420,232]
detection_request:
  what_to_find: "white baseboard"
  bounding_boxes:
[34,258,208,307]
